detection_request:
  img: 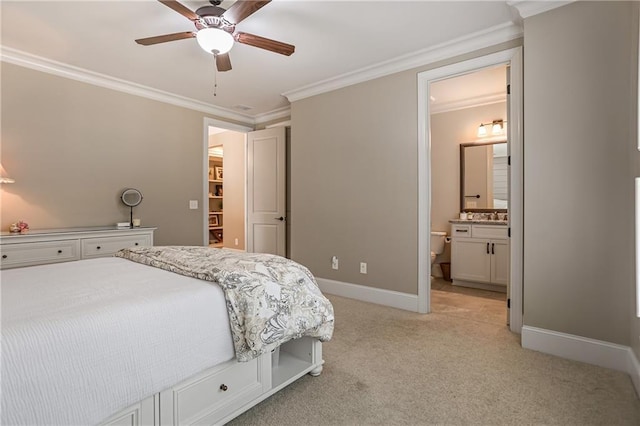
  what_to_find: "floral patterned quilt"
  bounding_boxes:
[115,246,334,362]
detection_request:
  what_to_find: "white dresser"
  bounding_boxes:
[450,222,509,292]
[0,226,155,270]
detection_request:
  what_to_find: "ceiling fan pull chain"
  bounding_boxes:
[213,54,218,97]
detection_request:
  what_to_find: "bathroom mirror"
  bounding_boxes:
[460,141,508,212]
[121,188,143,228]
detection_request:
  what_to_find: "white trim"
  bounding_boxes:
[316,278,418,312]
[507,47,524,333]
[283,22,522,103]
[0,46,263,126]
[417,71,430,314]
[522,326,640,396]
[254,107,291,125]
[628,348,640,397]
[416,48,524,335]
[430,92,506,115]
[507,1,576,19]
[265,120,291,129]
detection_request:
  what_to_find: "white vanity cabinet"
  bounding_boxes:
[450,223,509,291]
[0,226,155,270]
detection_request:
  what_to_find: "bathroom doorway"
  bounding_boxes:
[429,65,508,325]
[417,48,524,333]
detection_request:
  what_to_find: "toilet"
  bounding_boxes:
[430,231,447,264]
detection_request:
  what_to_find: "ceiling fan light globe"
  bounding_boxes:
[196,28,234,55]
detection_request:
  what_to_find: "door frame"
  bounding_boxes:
[202,118,252,247]
[417,47,524,333]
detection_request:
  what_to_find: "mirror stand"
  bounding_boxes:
[121,188,143,229]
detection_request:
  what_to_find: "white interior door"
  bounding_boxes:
[247,127,286,256]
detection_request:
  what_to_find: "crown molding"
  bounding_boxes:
[507,0,576,19]
[253,105,291,124]
[430,92,506,115]
[282,21,522,103]
[0,45,261,126]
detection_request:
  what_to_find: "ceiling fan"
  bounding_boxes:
[135,0,295,72]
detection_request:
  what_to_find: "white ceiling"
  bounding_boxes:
[1,1,524,121]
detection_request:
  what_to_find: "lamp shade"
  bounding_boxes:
[477,124,487,137]
[196,28,234,55]
[0,163,14,184]
[491,120,503,135]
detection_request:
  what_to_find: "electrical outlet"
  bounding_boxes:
[234,238,239,246]
[360,262,367,274]
[331,256,339,270]
[189,200,198,209]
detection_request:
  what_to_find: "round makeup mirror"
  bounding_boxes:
[121,188,143,207]
[121,188,143,228]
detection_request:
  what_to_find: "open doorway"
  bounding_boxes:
[202,118,288,257]
[202,118,252,250]
[417,48,524,333]
[207,127,246,250]
[428,65,509,326]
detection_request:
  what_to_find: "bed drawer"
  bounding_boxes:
[81,234,151,258]
[165,356,267,425]
[0,240,80,269]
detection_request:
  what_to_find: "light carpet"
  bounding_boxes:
[229,294,640,425]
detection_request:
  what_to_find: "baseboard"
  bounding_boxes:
[522,325,640,397]
[628,347,640,398]
[316,277,418,312]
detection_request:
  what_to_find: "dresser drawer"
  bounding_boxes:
[451,224,472,238]
[0,240,80,269]
[81,234,151,258]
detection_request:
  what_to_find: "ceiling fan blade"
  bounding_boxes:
[158,0,198,21]
[216,53,232,72]
[222,0,270,25]
[135,31,196,46]
[235,32,295,56]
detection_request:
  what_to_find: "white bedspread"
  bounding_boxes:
[1,257,236,426]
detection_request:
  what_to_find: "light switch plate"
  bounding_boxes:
[189,200,198,209]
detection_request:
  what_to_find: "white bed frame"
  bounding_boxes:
[101,337,323,425]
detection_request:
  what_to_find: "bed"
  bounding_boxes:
[1,246,334,425]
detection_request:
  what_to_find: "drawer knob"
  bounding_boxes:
[135,243,139,246]
[219,384,228,392]
[96,246,101,250]
[2,254,6,259]
[57,250,63,254]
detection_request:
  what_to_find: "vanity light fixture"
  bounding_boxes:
[0,163,15,184]
[491,120,504,135]
[477,119,506,137]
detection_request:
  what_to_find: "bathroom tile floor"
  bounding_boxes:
[431,277,508,326]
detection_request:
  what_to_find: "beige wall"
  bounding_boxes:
[523,1,636,346]
[430,102,507,233]
[290,40,521,294]
[209,131,246,250]
[632,1,640,366]
[1,63,231,246]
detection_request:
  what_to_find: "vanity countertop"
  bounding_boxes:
[449,219,508,226]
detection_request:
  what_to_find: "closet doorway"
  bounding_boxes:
[202,118,287,256]
[207,128,245,250]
